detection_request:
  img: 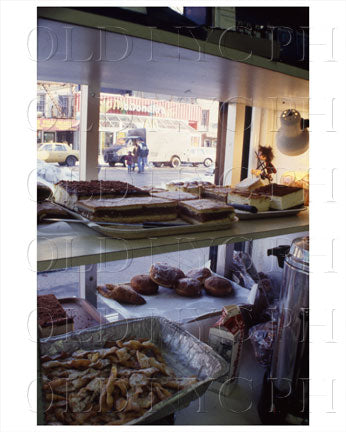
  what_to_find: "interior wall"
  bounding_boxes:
[250,107,309,182]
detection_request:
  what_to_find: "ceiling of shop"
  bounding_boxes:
[37,18,309,111]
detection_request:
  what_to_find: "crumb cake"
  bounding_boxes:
[151,190,198,201]
[38,294,73,338]
[178,199,235,224]
[254,184,304,210]
[166,181,213,195]
[75,197,177,223]
[227,189,271,212]
[53,180,149,209]
[202,186,231,203]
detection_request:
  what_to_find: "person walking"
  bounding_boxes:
[137,140,145,173]
[140,140,149,168]
[132,142,139,172]
[125,151,133,173]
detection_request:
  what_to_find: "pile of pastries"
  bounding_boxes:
[41,338,198,425]
[97,263,233,305]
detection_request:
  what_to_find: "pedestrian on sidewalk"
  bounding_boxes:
[125,151,134,173]
[132,142,139,172]
[140,139,149,168]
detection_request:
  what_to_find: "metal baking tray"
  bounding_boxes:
[50,202,238,239]
[59,297,109,330]
[235,205,307,220]
[38,317,228,425]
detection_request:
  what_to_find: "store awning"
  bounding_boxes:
[37,118,79,132]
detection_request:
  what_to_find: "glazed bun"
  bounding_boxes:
[130,275,159,295]
[149,263,185,288]
[186,268,212,284]
[175,278,203,297]
[204,276,233,297]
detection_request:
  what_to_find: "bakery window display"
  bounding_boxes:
[75,197,178,223]
[53,180,149,209]
[38,294,74,337]
[178,199,236,224]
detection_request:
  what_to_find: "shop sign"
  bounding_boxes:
[37,118,79,131]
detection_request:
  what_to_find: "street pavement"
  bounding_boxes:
[98,164,214,188]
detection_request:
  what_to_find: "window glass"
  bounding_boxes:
[37,81,80,184]
[55,144,67,151]
[99,91,218,184]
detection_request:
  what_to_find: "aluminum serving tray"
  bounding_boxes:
[52,203,238,239]
[39,316,228,425]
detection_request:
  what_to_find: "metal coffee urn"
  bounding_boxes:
[258,236,309,425]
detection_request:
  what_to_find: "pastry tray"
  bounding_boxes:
[58,297,109,330]
[38,317,229,425]
[52,203,238,239]
[38,297,109,338]
[97,278,250,323]
[235,205,307,220]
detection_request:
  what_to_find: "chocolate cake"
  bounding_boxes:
[75,196,178,222]
[37,294,73,337]
[37,182,52,202]
[178,199,236,224]
[37,202,74,223]
[53,180,149,210]
[253,184,304,210]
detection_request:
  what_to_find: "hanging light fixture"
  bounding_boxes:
[276,109,309,156]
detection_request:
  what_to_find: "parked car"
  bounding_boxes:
[183,147,216,167]
[103,145,130,167]
[37,142,79,166]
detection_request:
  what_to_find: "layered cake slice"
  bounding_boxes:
[235,177,267,191]
[38,294,74,338]
[151,190,198,201]
[178,199,235,224]
[254,184,304,210]
[227,189,271,212]
[203,186,231,203]
[53,180,149,210]
[75,196,177,222]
